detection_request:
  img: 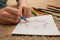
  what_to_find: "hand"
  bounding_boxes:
[19,2,33,18]
[0,7,21,24]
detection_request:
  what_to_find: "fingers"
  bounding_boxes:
[22,7,32,18]
[0,19,8,24]
[23,7,27,18]
[27,8,34,17]
[2,7,20,16]
[0,7,21,24]
[26,8,32,18]
[0,10,18,20]
[0,16,20,24]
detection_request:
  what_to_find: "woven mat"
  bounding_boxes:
[0,19,60,40]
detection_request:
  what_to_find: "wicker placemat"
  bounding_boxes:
[0,19,60,40]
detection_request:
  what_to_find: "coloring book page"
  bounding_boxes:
[12,15,60,35]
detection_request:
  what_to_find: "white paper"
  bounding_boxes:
[12,15,60,35]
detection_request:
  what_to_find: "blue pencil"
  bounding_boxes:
[20,16,28,22]
[0,2,6,7]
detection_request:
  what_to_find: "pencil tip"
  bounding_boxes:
[26,20,29,22]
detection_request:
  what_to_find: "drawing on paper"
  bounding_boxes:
[21,20,48,28]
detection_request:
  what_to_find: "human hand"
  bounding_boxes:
[18,2,33,18]
[0,7,21,24]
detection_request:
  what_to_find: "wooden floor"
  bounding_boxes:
[0,0,60,40]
